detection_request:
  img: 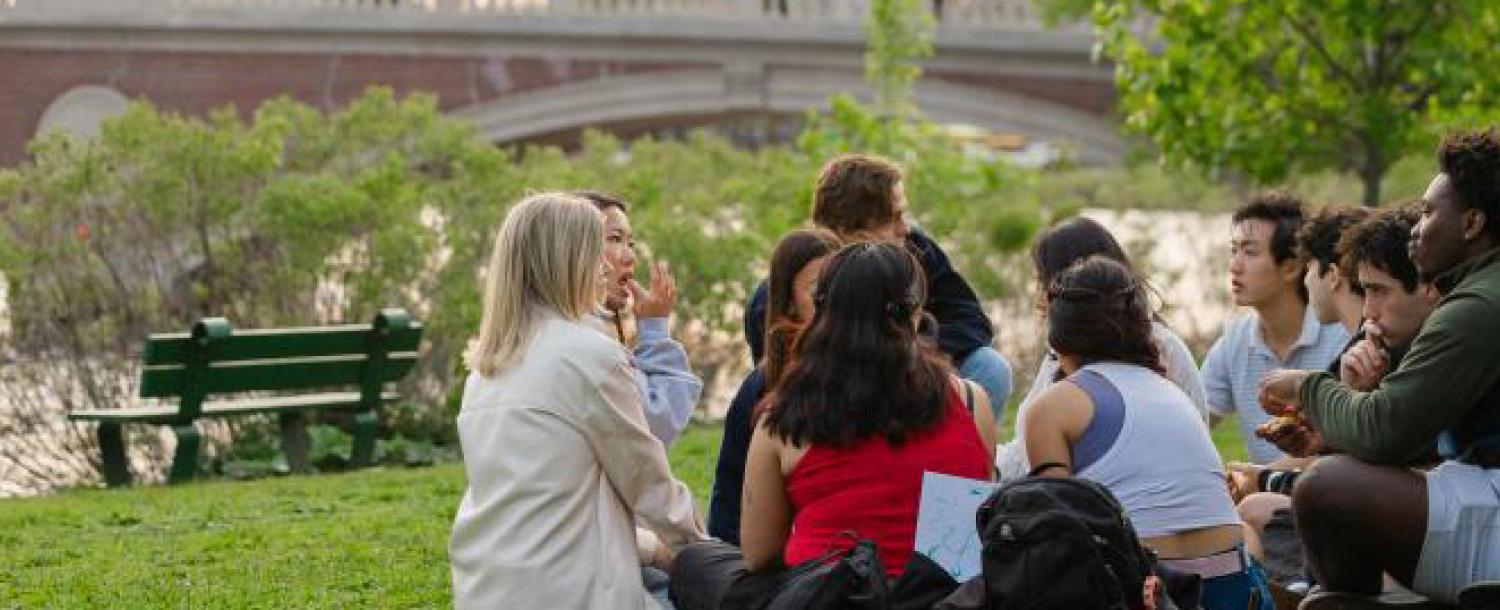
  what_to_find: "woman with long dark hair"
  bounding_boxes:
[672,242,995,610]
[573,190,703,448]
[708,228,841,544]
[999,216,1209,480]
[1023,256,1270,610]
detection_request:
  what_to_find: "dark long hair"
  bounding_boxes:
[764,229,842,387]
[763,242,954,448]
[1047,256,1164,375]
[1032,216,1165,320]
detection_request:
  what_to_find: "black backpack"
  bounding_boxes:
[972,476,1156,610]
[752,537,889,610]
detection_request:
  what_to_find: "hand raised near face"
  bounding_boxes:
[631,260,677,320]
[1338,337,1390,392]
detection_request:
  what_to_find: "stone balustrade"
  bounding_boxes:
[0,0,1046,29]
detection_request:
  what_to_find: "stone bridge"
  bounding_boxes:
[0,0,1120,167]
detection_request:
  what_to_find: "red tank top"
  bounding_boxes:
[783,388,990,578]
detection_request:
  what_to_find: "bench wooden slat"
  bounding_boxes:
[143,325,423,365]
[139,352,418,398]
[70,391,402,423]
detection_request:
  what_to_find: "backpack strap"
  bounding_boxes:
[1028,462,1072,477]
[962,379,977,416]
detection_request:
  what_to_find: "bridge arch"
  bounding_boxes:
[35,85,129,141]
[452,67,1124,163]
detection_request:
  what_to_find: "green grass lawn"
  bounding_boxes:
[0,421,1248,608]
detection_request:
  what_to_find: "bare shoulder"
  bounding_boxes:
[753,421,810,476]
[1024,378,1092,424]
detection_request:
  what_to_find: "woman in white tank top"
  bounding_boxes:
[997,216,1210,482]
[1023,256,1272,610]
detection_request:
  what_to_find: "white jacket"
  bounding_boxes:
[450,314,703,609]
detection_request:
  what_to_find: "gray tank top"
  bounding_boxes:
[1067,362,1240,538]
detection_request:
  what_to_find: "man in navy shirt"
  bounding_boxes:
[711,154,1012,543]
[742,154,1010,411]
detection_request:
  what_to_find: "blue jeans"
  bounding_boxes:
[644,566,675,610]
[957,346,1013,421]
[1200,550,1275,610]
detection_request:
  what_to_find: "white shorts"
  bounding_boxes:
[1414,461,1500,603]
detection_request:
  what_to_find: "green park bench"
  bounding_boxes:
[68,308,422,487]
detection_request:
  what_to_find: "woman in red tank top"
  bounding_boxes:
[745,242,995,578]
[668,242,996,610]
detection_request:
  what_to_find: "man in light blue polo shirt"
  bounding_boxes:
[1202,193,1349,465]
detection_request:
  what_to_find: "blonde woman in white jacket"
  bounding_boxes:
[450,192,704,609]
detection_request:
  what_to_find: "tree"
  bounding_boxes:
[865,0,934,121]
[800,0,1040,270]
[1059,0,1500,205]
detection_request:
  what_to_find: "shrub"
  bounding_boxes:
[0,85,1042,490]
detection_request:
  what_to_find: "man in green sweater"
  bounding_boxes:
[1259,130,1500,606]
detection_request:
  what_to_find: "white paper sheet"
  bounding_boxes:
[913,471,999,582]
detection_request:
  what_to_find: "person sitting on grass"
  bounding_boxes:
[743,153,1014,420]
[1258,130,1500,607]
[449,193,702,610]
[577,191,704,448]
[1301,206,1373,341]
[708,228,840,545]
[1024,255,1272,610]
[1201,193,1350,466]
[998,215,1208,482]
[671,242,995,610]
[1226,204,1371,526]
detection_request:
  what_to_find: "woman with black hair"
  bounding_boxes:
[708,228,841,545]
[998,216,1209,481]
[671,242,995,610]
[1024,256,1270,610]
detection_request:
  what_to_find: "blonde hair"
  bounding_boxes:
[465,192,604,377]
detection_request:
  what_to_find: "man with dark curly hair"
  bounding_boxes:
[1259,130,1500,606]
[1333,207,1440,392]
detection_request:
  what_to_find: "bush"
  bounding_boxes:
[0,85,1044,490]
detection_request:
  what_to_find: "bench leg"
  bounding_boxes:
[279,411,312,474]
[168,423,201,485]
[350,410,379,468]
[96,422,131,488]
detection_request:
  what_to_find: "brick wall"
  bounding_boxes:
[0,47,1109,166]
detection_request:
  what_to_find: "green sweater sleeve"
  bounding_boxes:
[1301,294,1500,464]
